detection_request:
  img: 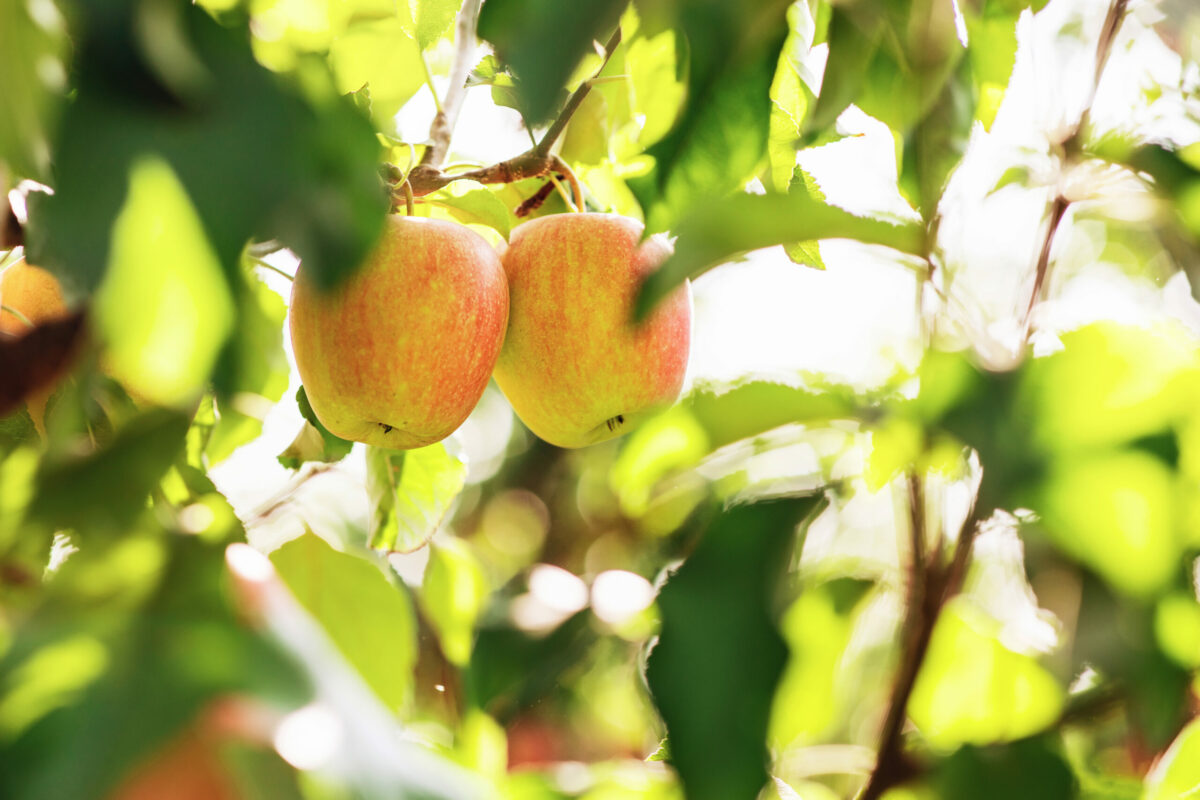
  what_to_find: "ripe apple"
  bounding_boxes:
[0,258,71,433]
[289,215,509,449]
[492,213,691,448]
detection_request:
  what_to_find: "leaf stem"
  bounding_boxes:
[402,180,416,216]
[249,256,295,282]
[551,155,584,211]
[420,51,445,116]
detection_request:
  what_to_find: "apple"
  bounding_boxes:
[289,215,509,449]
[0,258,71,433]
[492,213,691,448]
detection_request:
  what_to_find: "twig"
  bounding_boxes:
[419,0,482,170]
[551,155,585,211]
[858,474,934,800]
[1022,0,1128,342]
[400,22,622,201]
[535,26,623,157]
[1021,194,1069,335]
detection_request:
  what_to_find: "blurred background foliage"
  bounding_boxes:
[2,0,1200,798]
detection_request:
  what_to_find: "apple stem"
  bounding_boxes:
[401,180,416,216]
[550,156,584,212]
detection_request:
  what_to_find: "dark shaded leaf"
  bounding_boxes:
[477,0,627,123]
[645,496,824,800]
[932,737,1077,800]
[27,407,191,533]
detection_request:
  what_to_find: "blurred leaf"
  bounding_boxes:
[1020,322,1200,455]
[465,610,595,720]
[1154,592,1200,669]
[27,408,191,534]
[1038,450,1180,599]
[635,192,924,318]
[477,0,626,123]
[420,538,489,666]
[646,496,823,800]
[0,0,67,180]
[366,442,468,552]
[629,0,790,233]
[26,0,387,297]
[278,386,354,469]
[900,58,973,221]
[0,536,310,800]
[95,156,235,408]
[931,737,1076,800]
[684,380,864,451]
[432,187,518,239]
[329,18,427,125]
[1145,716,1200,800]
[908,599,1064,750]
[1073,577,1191,749]
[627,27,685,148]
[271,532,417,710]
[770,579,872,747]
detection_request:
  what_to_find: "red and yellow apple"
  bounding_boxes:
[289,215,509,449]
[492,213,691,448]
[0,258,71,433]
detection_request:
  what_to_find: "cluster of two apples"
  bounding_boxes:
[290,212,691,451]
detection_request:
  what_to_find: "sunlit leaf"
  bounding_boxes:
[366,442,467,552]
[909,599,1064,750]
[1145,717,1200,800]
[420,538,489,666]
[277,386,354,469]
[432,187,518,239]
[96,157,235,408]
[271,532,417,710]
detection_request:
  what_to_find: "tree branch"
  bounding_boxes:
[402,22,623,203]
[420,0,483,170]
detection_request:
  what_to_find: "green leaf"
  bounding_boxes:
[0,536,310,800]
[329,17,428,126]
[806,5,882,134]
[0,0,66,180]
[629,0,790,233]
[931,737,1077,800]
[782,166,827,269]
[420,538,489,666]
[1145,717,1200,800]
[278,386,355,469]
[365,442,468,552]
[413,0,460,50]
[477,0,626,123]
[899,58,974,221]
[27,408,191,534]
[645,496,824,800]
[908,599,1064,749]
[635,191,924,319]
[431,187,518,239]
[25,0,387,297]
[270,532,417,710]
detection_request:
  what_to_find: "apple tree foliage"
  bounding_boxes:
[3,0,1200,798]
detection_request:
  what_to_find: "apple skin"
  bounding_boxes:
[290,215,509,449]
[0,258,70,433]
[492,213,691,448]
